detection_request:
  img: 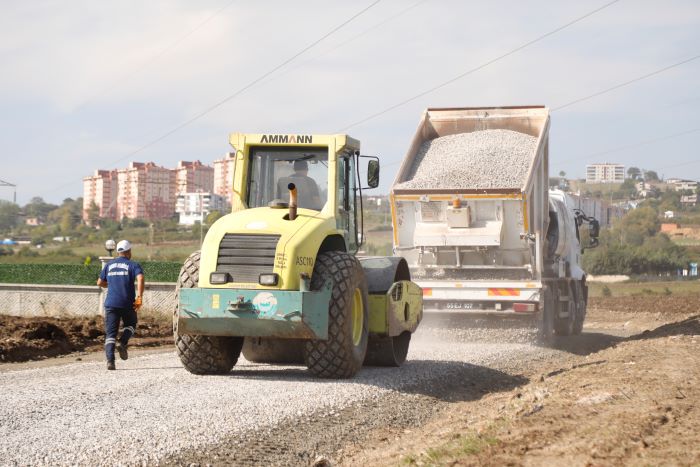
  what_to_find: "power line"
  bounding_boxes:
[558,127,700,164]
[42,0,383,197]
[75,0,238,111]
[337,0,621,132]
[254,0,429,90]
[552,53,700,111]
[104,0,382,166]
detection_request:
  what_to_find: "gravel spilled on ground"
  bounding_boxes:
[396,130,537,190]
[0,324,562,466]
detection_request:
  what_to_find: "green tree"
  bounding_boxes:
[205,210,223,225]
[86,201,100,226]
[0,201,20,232]
[644,170,659,182]
[627,167,641,180]
[23,197,58,219]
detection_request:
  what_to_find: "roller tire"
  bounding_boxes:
[174,251,244,375]
[303,251,369,379]
[364,332,411,367]
[242,338,304,364]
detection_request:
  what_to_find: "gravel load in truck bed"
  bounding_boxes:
[395,130,538,190]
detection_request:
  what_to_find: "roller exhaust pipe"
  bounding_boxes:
[288,183,297,220]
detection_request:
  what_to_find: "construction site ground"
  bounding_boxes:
[0,288,698,466]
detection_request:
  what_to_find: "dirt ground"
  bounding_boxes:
[2,293,699,466]
[341,305,700,466]
[0,313,172,363]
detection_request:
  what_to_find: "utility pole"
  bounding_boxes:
[0,179,17,203]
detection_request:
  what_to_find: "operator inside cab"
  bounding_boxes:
[277,160,322,210]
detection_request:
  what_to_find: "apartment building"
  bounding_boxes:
[672,180,698,192]
[213,153,236,206]
[175,160,214,194]
[116,162,176,220]
[175,192,228,225]
[585,163,625,184]
[82,169,119,223]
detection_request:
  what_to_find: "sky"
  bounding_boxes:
[1,0,699,205]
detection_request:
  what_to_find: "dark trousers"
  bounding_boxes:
[104,307,137,362]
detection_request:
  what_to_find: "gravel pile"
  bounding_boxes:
[396,130,537,190]
[0,328,561,466]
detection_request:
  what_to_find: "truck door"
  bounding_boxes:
[338,153,358,252]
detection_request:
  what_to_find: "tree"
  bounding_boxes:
[0,201,20,232]
[627,167,641,180]
[558,170,566,178]
[206,210,223,225]
[86,201,100,227]
[644,170,659,182]
[23,197,58,219]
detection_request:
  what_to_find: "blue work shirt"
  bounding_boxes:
[99,257,144,309]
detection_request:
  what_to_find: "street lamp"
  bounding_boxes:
[105,239,116,257]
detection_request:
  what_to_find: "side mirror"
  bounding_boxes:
[588,219,600,240]
[367,159,380,189]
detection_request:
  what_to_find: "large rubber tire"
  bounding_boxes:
[303,251,369,379]
[174,251,244,375]
[539,284,557,346]
[572,280,587,335]
[364,332,411,367]
[554,281,575,336]
[242,338,304,364]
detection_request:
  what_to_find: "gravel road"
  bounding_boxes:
[0,324,563,466]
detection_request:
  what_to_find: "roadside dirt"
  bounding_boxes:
[341,313,700,466]
[0,314,172,363]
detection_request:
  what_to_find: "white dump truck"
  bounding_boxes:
[390,106,600,340]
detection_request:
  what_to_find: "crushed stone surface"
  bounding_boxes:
[396,130,538,190]
[0,324,561,466]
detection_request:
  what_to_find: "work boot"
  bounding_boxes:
[107,361,116,371]
[116,342,128,361]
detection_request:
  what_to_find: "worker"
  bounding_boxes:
[96,239,144,370]
[278,160,322,210]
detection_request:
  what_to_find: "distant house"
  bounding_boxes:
[664,210,675,219]
[680,194,700,207]
[25,217,44,226]
[661,223,680,233]
[673,180,698,192]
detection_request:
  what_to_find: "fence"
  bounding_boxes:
[0,282,176,318]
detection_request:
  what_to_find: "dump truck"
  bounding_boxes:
[174,133,422,378]
[390,106,599,340]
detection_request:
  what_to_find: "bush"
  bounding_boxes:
[0,261,181,285]
[602,285,612,297]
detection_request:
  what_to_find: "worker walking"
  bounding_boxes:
[97,240,144,370]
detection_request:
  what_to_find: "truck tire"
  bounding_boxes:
[572,280,586,335]
[364,332,411,367]
[554,282,575,336]
[539,284,557,345]
[303,251,369,379]
[174,251,244,375]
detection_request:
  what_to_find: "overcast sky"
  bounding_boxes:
[1,0,699,205]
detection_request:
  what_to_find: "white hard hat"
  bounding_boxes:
[116,240,132,252]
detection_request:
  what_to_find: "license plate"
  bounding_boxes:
[445,302,474,310]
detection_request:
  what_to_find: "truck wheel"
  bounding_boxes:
[572,281,586,335]
[303,251,369,379]
[554,282,575,336]
[174,251,244,375]
[539,284,557,345]
[364,332,411,367]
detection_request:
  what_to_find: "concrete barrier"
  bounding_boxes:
[0,282,176,318]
